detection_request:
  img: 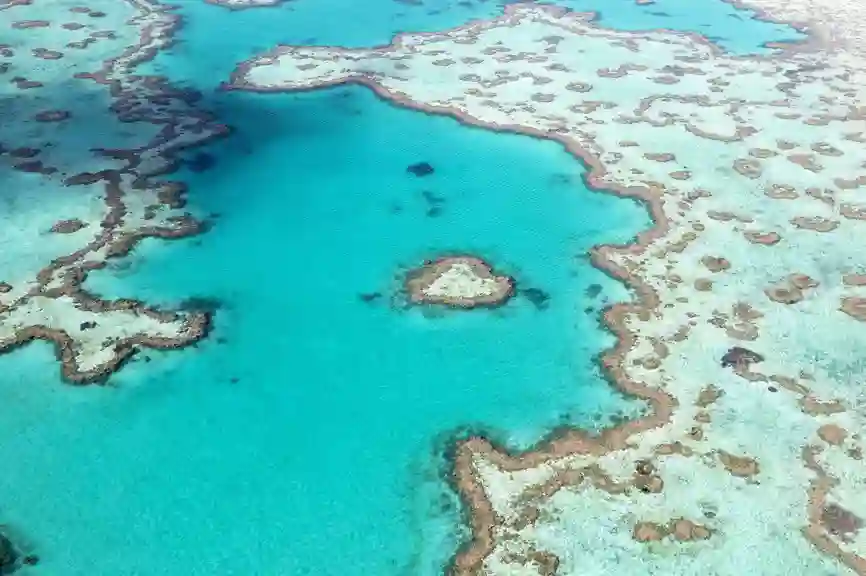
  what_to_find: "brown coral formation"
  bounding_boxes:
[501,549,559,575]
[633,519,712,543]
[696,385,724,407]
[405,256,514,308]
[733,158,763,178]
[764,273,818,304]
[791,216,838,232]
[817,424,848,445]
[744,230,781,245]
[0,0,229,384]
[204,0,284,9]
[33,110,71,122]
[11,19,49,29]
[840,297,866,321]
[32,48,63,59]
[632,460,664,493]
[644,152,676,162]
[718,451,760,477]
[49,219,87,234]
[842,274,866,286]
[766,183,798,199]
[701,256,730,272]
[822,503,863,543]
[711,303,763,341]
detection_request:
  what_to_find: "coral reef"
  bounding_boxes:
[203,0,285,10]
[0,532,16,574]
[405,256,514,308]
[230,5,866,574]
[0,0,227,383]
[723,0,866,57]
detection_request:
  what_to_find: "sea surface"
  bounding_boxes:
[0,0,801,573]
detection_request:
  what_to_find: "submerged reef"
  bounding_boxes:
[405,255,514,308]
[0,529,35,575]
[726,0,866,58]
[203,0,285,10]
[231,4,866,574]
[0,0,227,383]
[0,532,16,574]
[407,161,435,177]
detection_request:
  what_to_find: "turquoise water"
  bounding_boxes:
[0,0,803,573]
[1,88,646,574]
[144,0,803,85]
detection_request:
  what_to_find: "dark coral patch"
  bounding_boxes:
[66,39,96,50]
[11,20,50,29]
[178,297,222,315]
[22,555,38,567]
[822,503,863,541]
[13,160,55,174]
[12,78,43,90]
[7,147,39,158]
[34,110,71,122]
[359,292,382,303]
[64,171,110,186]
[522,287,551,310]
[585,283,602,298]
[50,218,87,233]
[32,48,64,60]
[407,161,434,177]
[0,531,19,574]
[186,152,216,173]
[720,346,764,369]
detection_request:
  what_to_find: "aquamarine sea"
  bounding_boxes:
[0,1,800,573]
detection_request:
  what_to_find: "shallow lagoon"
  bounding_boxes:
[0,0,801,573]
[0,86,648,573]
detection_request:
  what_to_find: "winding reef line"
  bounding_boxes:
[0,0,229,383]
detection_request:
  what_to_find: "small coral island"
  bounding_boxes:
[405,256,514,308]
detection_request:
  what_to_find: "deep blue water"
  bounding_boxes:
[0,0,802,573]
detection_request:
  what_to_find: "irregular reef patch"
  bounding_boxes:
[203,0,286,10]
[405,256,514,308]
[0,529,36,574]
[0,0,228,383]
[407,161,435,177]
[0,532,16,574]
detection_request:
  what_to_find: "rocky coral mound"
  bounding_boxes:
[405,255,514,308]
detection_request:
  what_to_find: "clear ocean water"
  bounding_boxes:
[0,0,800,573]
